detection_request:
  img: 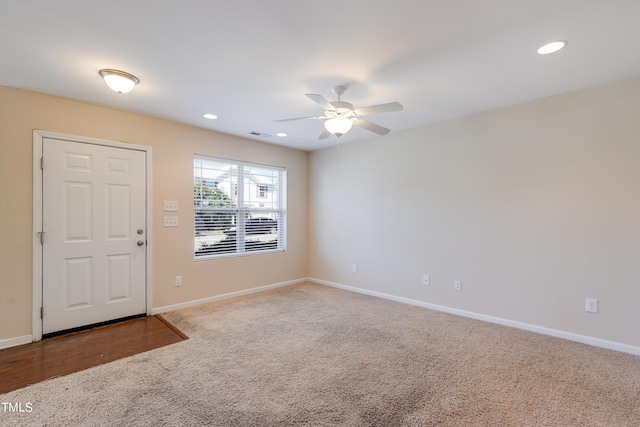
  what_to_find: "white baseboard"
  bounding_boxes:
[7,278,637,356]
[309,277,640,357]
[0,334,32,350]
[152,278,306,315]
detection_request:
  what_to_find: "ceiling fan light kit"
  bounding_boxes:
[276,85,403,139]
[324,116,353,136]
[99,69,140,93]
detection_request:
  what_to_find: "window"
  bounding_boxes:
[194,155,286,259]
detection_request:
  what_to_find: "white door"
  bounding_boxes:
[41,137,147,334]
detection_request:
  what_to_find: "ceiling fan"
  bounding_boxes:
[275,85,403,139]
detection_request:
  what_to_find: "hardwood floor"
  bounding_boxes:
[0,315,187,394]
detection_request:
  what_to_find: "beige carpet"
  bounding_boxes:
[2,282,639,426]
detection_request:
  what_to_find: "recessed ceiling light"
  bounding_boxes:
[276,132,287,137]
[537,40,567,55]
[203,113,218,120]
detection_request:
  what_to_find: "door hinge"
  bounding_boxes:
[38,231,45,244]
[40,157,44,170]
[40,307,44,319]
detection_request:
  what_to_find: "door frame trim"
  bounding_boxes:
[32,130,153,341]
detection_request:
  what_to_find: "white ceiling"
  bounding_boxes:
[2,1,640,151]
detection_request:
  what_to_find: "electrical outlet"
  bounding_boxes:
[422,275,430,285]
[352,264,357,273]
[175,276,182,287]
[454,280,462,291]
[585,298,598,313]
[164,216,178,227]
[164,201,179,211]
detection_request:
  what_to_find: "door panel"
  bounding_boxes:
[42,138,147,334]
[106,254,131,301]
[107,184,131,238]
[64,257,92,309]
[65,182,93,242]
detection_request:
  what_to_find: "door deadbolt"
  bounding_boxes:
[137,229,144,235]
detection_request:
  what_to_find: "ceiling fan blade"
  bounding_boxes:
[353,118,390,135]
[274,115,326,122]
[354,102,403,116]
[318,127,332,140]
[306,93,335,111]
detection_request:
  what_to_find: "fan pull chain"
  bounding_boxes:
[336,137,340,164]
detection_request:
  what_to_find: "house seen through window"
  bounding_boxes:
[194,155,286,258]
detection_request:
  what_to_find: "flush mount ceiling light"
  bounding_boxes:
[324,116,353,137]
[537,40,567,55]
[276,132,287,137]
[98,69,140,93]
[203,113,218,120]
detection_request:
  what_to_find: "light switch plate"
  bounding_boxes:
[164,201,179,211]
[164,216,178,227]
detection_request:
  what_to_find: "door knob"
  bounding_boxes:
[137,240,145,246]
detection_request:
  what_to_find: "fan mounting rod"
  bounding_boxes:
[332,85,347,100]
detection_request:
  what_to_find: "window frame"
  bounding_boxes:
[194,155,286,260]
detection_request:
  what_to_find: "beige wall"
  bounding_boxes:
[0,86,308,341]
[3,76,640,351]
[309,76,640,349]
